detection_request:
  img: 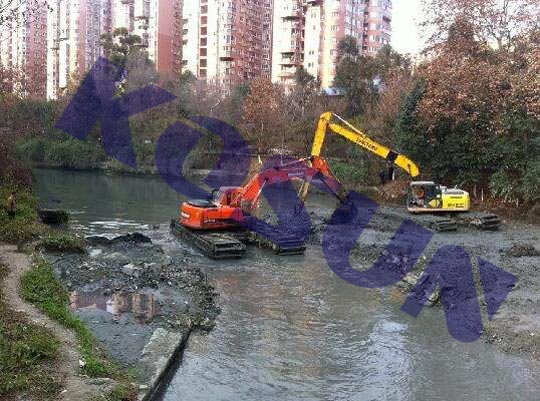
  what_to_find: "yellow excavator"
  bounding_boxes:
[300,112,500,230]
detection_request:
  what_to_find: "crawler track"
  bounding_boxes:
[170,220,246,259]
[247,230,307,256]
[170,219,306,258]
[454,212,502,231]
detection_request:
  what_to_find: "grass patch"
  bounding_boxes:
[20,256,117,378]
[0,186,45,244]
[0,264,62,400]
[39,231,87,253]
[92,383,138,401]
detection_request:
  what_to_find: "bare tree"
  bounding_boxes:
[422,0,540,50]
[0,0,50,27]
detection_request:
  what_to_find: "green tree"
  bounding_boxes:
[100,28,142,69]
[337,35,360,62]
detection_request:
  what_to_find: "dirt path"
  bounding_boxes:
[0,244,114,401]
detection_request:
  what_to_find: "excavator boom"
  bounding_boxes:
[312,112,420,178]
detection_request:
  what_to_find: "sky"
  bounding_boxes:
[391,0,424,55]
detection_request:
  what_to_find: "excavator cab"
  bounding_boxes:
[407,181,470,213]
[407,182,443,210]
[180,187,244,230]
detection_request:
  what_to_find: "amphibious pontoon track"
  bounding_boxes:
[170,219,246,259]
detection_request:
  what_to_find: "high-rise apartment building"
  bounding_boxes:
[0,0,48,98]
[46,0,103,99]
[271,0,392,88]
[109,0,183,76]
[44,0,182,99]
[2,0,391,99]
[361,0,392,55]
[181,0,272,88]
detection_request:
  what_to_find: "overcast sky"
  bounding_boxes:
[391,0,424,55]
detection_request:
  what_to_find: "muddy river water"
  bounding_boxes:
[35,169,540,401]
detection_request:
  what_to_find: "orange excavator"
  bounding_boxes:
[171,112,419,259]
[171,156,348,259]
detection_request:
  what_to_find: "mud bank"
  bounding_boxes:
[307,203,540,358]
[44,233,220,400]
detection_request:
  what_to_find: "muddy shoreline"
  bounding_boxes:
[44,232,220,399]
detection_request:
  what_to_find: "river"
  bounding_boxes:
[35,168,540,401]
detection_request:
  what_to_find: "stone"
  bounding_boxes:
[122,263,142,278]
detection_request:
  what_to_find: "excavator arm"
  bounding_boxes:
[312,112,420,178]
[228,157,349,212]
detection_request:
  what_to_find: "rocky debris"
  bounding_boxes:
[87,232,152,246]
[44,232,220,399]
[38,208,70,225]
[377,180,408,203]
[398,272,441,306]
[504,244,540,258]
[122,263,142,278]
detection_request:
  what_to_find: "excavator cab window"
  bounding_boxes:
[211,189,222,204]
[424,185,443,209]
[409,183,442,208]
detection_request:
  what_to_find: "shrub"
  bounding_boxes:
[489,170,520,203]
[521,162,540,203]
[329,159,372,186]
[39,232,86,253]
[21,257,115,378]
[0,187,43,244]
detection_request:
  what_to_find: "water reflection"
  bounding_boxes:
[70,292,158,324]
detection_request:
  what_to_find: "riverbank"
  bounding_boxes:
[0,177,218,400]
[0,244,124,400]
[44,232,220,399]
[0,216,220,401]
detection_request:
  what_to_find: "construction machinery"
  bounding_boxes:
[172,112,501,258]
[301,112,501,231]
[172,155,349,259]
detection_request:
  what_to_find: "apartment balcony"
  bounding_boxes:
[280,49,296,56]
[282,13,301,21]
[279,72,296,79]
[280,56,297,66]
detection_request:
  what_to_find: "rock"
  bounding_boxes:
[38,208,69,225]
[505,244,540,257]
[427,289,440,305]
[87,233,152,247]
[122,263,142,278]
[139,328,186,385]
